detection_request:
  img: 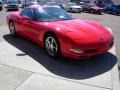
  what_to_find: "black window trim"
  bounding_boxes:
[32,8,40,22]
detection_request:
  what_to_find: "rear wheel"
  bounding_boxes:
[44,34,61,58]
[9,21,16,36]
[90,10,94,13]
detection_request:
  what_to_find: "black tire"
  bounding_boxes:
[79,10,82,13]
[16,8,19,11]
[113,11,119,15]
[69,8,72,12]
[90,10,94,14]
[0,8,2,11]
[98,11,102,15]
[44,33,61,58]
[112,11,116,15]
[9,21,16,36]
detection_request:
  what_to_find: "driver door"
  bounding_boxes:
[19,8,37,41]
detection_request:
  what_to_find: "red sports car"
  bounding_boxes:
[7,5,114,59]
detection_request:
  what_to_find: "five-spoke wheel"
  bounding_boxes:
[45,34,60,58]
[9,21,16,36]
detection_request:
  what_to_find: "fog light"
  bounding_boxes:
[69,49,84,54]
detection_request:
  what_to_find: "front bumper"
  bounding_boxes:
[72,8,82,12]
[6,6,19,10]
[63,42,113,59]
[61,33,114,60]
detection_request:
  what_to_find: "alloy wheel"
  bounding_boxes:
[45,35,60,57]
[9,22,16,36]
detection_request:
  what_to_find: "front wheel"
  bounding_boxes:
[9,21,16,36]
[0,8,2,11]
[113,11,119,15]
[69,8,72,12]
[44,34,61,58]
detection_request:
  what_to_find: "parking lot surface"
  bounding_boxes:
[0,9,120,90]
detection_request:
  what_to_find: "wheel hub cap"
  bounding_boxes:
[45,37,58,56]
[10,23,15,35]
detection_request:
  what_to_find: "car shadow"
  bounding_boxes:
[3,34,117,80]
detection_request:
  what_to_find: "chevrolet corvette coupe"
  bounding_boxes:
[7,5,114,59]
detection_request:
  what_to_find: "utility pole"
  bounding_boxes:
[25,0,26,6]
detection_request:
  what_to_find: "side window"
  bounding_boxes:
[21,8,34,19]
[34,9,45,21]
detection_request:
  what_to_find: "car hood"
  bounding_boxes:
[47,19,110,40]
[70,6,82,8]
[91,7,103,10]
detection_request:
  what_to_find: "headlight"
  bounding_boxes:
[105,26,114,41]
[106,27,112,33]
[69,49,84,54]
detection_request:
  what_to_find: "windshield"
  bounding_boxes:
[30,2,39,5]
[90,4,96,7]
[79,2,84,5]
[34,7,74,22]
[8,1,18,4]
